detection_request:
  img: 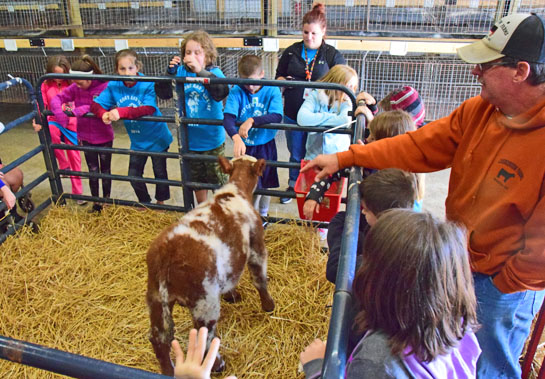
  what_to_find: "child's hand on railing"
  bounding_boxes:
[102,109,120,125]
[32,120,42,132]
[238,118,253,139]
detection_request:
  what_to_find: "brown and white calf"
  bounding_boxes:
[146,155,275,375]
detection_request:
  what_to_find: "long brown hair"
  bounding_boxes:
[71,54,102,75]
[180,30,217,66]
[353,209,478,362]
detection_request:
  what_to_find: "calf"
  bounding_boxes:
[146,155,275,375]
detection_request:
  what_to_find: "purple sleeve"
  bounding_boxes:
[50,87,74,127]
[252,113,282,126]
[50,98,68,126]
[72,104,91,117]
[0,179,5,188]
[223,113,238,138]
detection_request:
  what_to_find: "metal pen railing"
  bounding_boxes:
[1,72,364,378]
[0,76,54,243]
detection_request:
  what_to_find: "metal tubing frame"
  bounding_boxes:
[36,73,357,212]
[0,335,171,379]
[0,77,58,237]
[4,72,362,377]
[321,110,366,379]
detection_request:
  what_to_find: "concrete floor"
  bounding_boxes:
[0,103,450,221]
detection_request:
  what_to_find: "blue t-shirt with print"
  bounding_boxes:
[94,74,172,152]
[175,65,225,151]
[224,85,283,146]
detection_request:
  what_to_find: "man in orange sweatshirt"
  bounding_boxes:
[303,13,545,378]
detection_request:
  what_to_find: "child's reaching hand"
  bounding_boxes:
[232,135,246,158]
[172,327,237,379]
[303,199,319,220]
[238,118,254,139]
[300,338,327,366]
[169,56,182,69]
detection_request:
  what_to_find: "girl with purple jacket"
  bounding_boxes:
[301,209,481,378]
[50,55,113,213]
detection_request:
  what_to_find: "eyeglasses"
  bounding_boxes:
[476,61,513,73]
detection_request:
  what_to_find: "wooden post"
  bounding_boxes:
[217,0,225,20]
[67,0,84,38]
[269,0,278,37]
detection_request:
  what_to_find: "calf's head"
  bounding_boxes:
[218,156,266,199]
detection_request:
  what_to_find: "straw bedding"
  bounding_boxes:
[0,205,333,378]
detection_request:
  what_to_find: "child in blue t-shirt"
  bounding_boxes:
[156,30,230,204]
[92,49,173,205]
[223,55,283,217]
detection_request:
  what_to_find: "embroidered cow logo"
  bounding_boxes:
[496,168,515,183]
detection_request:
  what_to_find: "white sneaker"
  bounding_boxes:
[318,228,328,241]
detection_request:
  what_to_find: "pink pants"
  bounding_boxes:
[50,125,82,195]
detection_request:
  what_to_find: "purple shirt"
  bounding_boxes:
[50,80,114,144]
[402,331,481,378]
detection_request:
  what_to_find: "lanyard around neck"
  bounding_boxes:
[304,45,319,81]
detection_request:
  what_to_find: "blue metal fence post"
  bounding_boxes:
[174,79,195,211]
[321,106,366,378]
[34,78,64,203]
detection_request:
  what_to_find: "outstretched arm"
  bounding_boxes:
[300,153,341,181]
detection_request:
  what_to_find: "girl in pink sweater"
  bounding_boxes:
[34,55,83,201]
[50,55,113,213]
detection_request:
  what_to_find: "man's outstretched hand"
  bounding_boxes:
[299,153,340,181]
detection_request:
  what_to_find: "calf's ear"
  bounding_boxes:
[218,156,233,175]
[253,159,266,177]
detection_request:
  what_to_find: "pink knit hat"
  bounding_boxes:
[388,86,425,127]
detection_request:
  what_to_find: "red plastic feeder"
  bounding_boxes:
[294,160,346,222]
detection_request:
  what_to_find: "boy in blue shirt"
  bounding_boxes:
[223,55,283,217]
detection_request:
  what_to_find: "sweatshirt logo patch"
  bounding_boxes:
[496,168,515,183]
[493,159,523,189]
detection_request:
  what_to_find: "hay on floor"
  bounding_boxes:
[0,205,333,378]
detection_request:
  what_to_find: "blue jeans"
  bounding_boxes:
[128,149,170,203]
[284,115,307,188]
[473,273,545,378]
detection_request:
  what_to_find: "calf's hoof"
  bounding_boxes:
[223,289,242,303]
[212,355,226,372]
[160,360,174,376]
[261,296,275,312]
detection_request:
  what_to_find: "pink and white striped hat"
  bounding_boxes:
[388,86,425,127]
